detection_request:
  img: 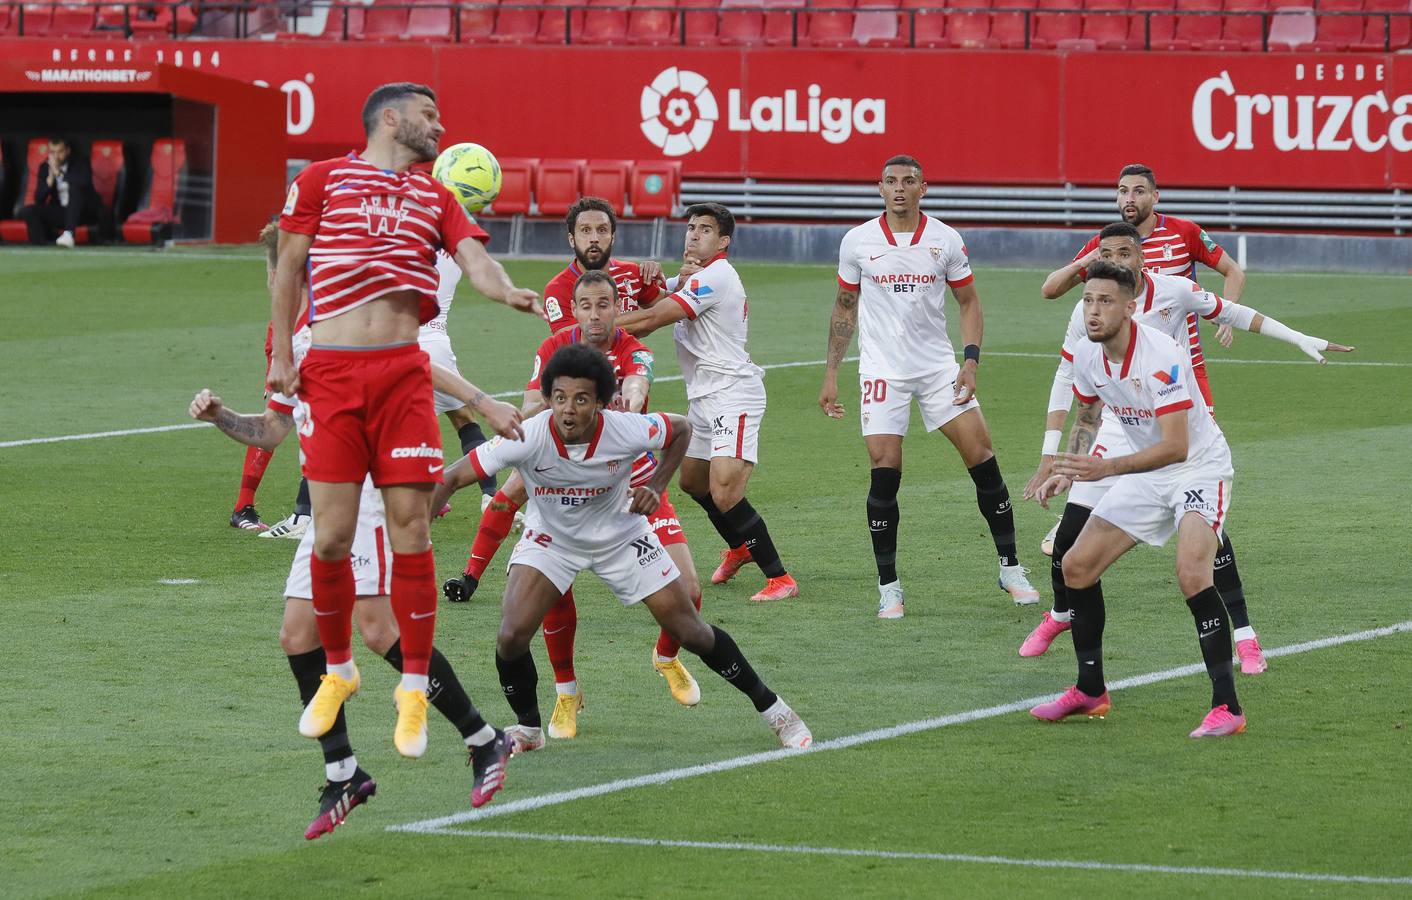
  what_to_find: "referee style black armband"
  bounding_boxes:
[963,344,981,364]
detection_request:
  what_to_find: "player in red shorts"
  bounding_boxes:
[268,82,542,759]
[443,270,702,746]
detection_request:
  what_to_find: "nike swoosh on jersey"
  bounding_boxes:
[534,465,554,473]
[869,253,889,261]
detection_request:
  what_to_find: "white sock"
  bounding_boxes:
[328,660,356,681]
[555,680,578,696]
[401,673,429,693]
[464,724,496,748]
[326,755,357,782]
[762,697,789,719]
[1233,626,1257,642]
[653,653,677,664]
[1050,608,1072,623]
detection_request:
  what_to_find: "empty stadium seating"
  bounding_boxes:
[122,138,186,244]
[490,157,537,214]
[74,140,126,245]
[0,138,48,243]
[482,158,679,218]
[582,160,631,212]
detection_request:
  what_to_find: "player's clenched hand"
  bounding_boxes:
[678,254,703,279]
[628,486,661,516]
[267,358,299,397]
[188,389,224,422]
[1053,451,1108,482]
[482,399,524,441]
[1022,457,1056,502]
[639,260,664,286]
[1301,336,1355,364]
[1036,474,1072,510]
[818,376,845,419]
[953,364,977,405]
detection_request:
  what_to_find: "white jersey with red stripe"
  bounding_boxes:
[837,213,975,381]
[665,254,764,400]
[1071,321,1228,468]
[467,409,673,552]
[279,154,484,325]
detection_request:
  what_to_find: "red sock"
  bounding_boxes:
[391,548,437,677]
[465,491,520,579]
[309,555,355,665]
[234,445,274,511]
[655,586,702,659]
[542,587,577,684]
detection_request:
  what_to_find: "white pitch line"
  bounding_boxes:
[389,620,1412,834]
[3,351,1405,449]
[416,828,1412,887]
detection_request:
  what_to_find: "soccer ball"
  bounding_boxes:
[432,143,502,214]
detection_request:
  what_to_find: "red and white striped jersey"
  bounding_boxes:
[527,327,658,487]
[1076,214,1227,372]
[542,259,663,334]
[279,154,485,325]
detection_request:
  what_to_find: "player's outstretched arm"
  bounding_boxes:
[1205,301,1355,363]
[617,298,688,338]
[430,362,523,440]
[819,283,858,419]
[1041,248,1099,300]
[453,237,544,320]
[1023,408,1072,503]
[188,389,293,452]
[269,230,313,396]
[620,374,650,414]
[951,282,984,404]
[1037,397,1100,508]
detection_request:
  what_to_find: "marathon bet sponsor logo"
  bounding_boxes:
[641,67,886,156]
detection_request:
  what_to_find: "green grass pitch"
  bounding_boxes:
[1,247,1409,897]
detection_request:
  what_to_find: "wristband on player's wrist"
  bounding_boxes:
[1041,430,1062,456]
[963,344,981,364]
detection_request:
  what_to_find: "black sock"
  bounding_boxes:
[1212,532,1250,631]
[288,647,352,765]
[967,456,1019,567]
[1186,587,1240,714]
[1067,582,1106,697]
[384,639,488,740]
[457,423,497,495]
[1050,503,1092,616]
[722,499,786,578]
[867,467,901,585]
[697,625,777,713]
[692,493,741,549]
[494,650,542,729]
[293,477,312,518]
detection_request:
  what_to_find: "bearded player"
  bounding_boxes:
[268,82,542,759]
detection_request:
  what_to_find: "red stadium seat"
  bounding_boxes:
[455,0,498,41]
[628,161,680,218]
[15,3,54,35]
[898,0,947,46]
[1029,0,1083,48]
[944,10,992,46]
[1220,0,1268,50]
[489,157,536,215]
[626,0,678,43]
[1357,0,1411,49]
[361,0,411,39]
[804,8,857,45]
[46,3,99,36]
[0,137,49,244]
[1135,0,1177,48]
[1169,0,1238,50]
[126,1,199,37]
[582,160,631,214]
[679,0,720,43]
[580,0,631,41]
[852,0,904,45]
[717,0,766,44]
[402,0,454,39]
[762,0,806,44]
[1082,0,1138,47]
[534,158,585,217]
[535,0,583,42]
[988,0,1035,47]
[122,138,185,244]
[1302,0,1367,49]
[283,1,366,39]
[490,0,539,40]
[75,140,126,245]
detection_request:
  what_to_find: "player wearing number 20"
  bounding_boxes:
[821,155,1040,619]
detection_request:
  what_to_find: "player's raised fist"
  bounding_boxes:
[188,389,223,422]
[628,485,661,516]
[639,260,665,287]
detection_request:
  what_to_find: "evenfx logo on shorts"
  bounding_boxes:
[631,536,664,567]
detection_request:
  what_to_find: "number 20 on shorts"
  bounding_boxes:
[862,379,888,404]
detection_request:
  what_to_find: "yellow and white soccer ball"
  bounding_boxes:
[432,142,502,214]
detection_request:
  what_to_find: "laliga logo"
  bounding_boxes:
[641,67,887,156]
[641,67,719,157]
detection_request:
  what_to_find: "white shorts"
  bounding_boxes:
[687,377,766,464]
[284,515,391,599]
[507,529,680,605]
[1067,416,1130,508]
[1090,451,1234,548]
[858,366,979,437]
[420,330,465,415]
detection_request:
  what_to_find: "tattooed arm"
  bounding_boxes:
[188,389,293,452]
[819,284,859,419]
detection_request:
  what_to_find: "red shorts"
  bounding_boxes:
[297,343,444,486]
[648,489,686,547]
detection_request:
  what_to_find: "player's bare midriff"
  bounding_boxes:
[310,290,424,347]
